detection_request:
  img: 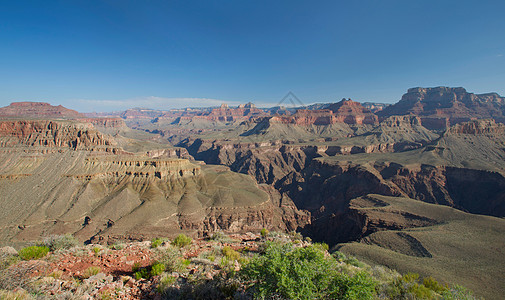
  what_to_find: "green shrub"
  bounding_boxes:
[150,262,165,277]
[332,251,347,262]
[222,246,240,261]
[38,234,78,251]
[92,247,101,255]
[134,262,166,279]
[441,285,478,300]
[424,276,448,294]
[132,262,141,273]
[18,246,49,260]
[329,271,377,300]
[313,242,329,251]
[82,266,101,278]
[288,231,303,241]
[386,272,436,299]
[260,228,269,237]
[134,268,150,280]
[240,242,377,299]
[345,256,366,268]
[171,234,192,248]
[151,237,165,248]
[157,246,186,273]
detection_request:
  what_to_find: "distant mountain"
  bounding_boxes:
[378,87,505,125]
[0,102,85,119]
[361,102,390,113]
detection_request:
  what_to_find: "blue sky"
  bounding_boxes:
[1,1,504,112]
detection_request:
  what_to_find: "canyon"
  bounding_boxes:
[1,86,505,298]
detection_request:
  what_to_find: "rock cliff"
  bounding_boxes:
[0,102,85,119]
[378,87,505,127]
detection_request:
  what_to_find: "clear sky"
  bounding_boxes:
[1,0,504,112]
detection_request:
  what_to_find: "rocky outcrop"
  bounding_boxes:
[327,99,379,125]
[180,138,321,184]
[84,118,128,129]
[269,99,378,126]
[197,103,266,122]
[362,102,390,113]
[278,159,505,226]
[0,102,85,119]
[378,87,505,125]
[445,119,505,135]
[0,120,120,151]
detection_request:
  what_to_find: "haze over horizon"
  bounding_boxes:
[1,1,504,112]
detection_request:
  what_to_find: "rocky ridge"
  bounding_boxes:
[378,87,505,128]
[0,102,85,119]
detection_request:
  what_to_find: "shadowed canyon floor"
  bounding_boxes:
[337,194,505,300]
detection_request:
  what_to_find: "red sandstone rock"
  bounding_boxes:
[0,102,84,119]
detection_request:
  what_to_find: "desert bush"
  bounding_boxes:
[109,243,124,250]
[150,262,166,277]
[385,272,436,299]
[92,246,101,256]
[332,251,347,262]
[423,276,448,294]
[222,246,240,261]
[288,231,303,241]
[18,246,49,260]
[151,237,165,248]
[441,285,478,300]
[157,246,187,273]
[208,231,228,242]
[344,255,366,268]
[329,271,376,299]
[135,262,166,279]
[38,234,78,251]
[313,242,329,251]
[82,266,101,278]
[171,234,192,248]
[260,228,269,237]
[0,249,19,270]
[134,268,150,280]
[157,273,177,293]
[241,242,377,299]
[0,289,32,300]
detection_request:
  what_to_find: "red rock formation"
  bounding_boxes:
[80,118,127,129]
[378,87,505,125]
[446,119,505,135]
[201,103,266,122]
[0,102,84,119]
[0,120,118,149]
[327,99,379,125]
[270,99,378,125]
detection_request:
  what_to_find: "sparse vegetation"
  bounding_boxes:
[151,237,166,248]
[92,247,101,255]
[82,266,101,278]
[0,233,480,299]
[157,246,187,273]
[171,234,192,248]
[18,246,49,260]
[221,246,240,261]
[38,234,79,251]
[135,262,166,279]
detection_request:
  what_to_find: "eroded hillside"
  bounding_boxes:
[0,119,308,247]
